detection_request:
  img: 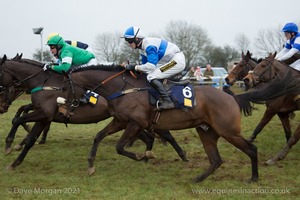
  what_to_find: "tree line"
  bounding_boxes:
[33,20,288,70]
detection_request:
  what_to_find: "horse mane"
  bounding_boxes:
[69,64,124,73]
[238,70,300,103]
[250,57,261,63]
[11,58,44,68]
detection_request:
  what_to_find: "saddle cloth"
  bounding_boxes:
[149,83,196,109]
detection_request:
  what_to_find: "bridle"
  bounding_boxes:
[247,59,275,86]
[0,58,46,107]
[231,60,255,82]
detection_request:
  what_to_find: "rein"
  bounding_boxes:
[67,69,127,108]
[248,59,274,85]
[14,69,44,87]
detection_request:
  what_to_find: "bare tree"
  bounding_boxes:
[234,33,251,53]
[254,25,285,57]
[33,49,53,62]
[202,45,239,70]
[93,31,123,63]
[164,20,212,67]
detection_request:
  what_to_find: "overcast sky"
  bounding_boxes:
[1,0,299,60]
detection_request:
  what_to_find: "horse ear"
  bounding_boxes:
[1,54,7,65]
[246,50,252,57]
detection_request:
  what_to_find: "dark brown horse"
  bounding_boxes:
[226,51,295,143]
[243,52,300,165]
[52,64,261,182]
[0,55,187,161]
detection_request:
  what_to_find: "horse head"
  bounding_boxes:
[243,52,281,89]
[0,57,59,113]
[225,51,257,85]
[0,85,25,114]
[0,55,28,113]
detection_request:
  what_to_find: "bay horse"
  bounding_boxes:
[243,52,300,165]
[226,51,295,143]
[0,55,187,161]
[55,65,261,182]
[62,65,300,182]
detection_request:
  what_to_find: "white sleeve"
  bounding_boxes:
[275,48,289,59]
[277,48,299,61]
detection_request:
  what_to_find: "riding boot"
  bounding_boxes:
[150,79,175,110]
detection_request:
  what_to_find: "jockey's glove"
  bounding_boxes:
[125,64,136,71]
[43,63,53,71]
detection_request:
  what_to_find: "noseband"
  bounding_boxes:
[248,59,274,86]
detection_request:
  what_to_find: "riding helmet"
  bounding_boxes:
[282,23,298,33]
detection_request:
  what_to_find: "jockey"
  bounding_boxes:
[275,22,300,70]
[122,26,186,110]
[47,32,95,54]
[45,34,97,73]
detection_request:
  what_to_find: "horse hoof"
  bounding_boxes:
[181,151,189,162]
[266,159,276,166]
[5,147,12,156]
[13,144,23,151]
[249,177,258,183]
[38,141,46,145]
[145,150,156,159]
[87,167,95,176]
[6,165,15,171]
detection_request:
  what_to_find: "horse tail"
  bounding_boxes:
[233,95,254,116]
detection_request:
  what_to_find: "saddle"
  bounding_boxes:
[149,79,196,109]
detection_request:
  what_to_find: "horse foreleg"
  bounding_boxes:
[155,129,188,161]
[194,128,222,182]
[249,108,276,143]
[7,122,46,170]
[136,130,156,161]
[5,111,47,155]
[267,124,300,165]
[115,122,146,161]
[14,121,52,151]
[87,118,124,176]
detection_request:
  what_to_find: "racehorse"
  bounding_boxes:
[53,64,262,182]
[61,64,300,182]
[0,55,187,161]
[243,52,300,165]
[226,51,295,143]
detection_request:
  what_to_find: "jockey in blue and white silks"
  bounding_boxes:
[122,26,186,110]
[275,22,300,70]
[137,37,186,80]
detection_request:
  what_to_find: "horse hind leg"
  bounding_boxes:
[38,122,51,144]
[277,112,292,142]
[194,127,222,182]
[224,135,258,182]
[267,124,300,165]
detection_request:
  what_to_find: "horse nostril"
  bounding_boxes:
[243,78,249,84]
